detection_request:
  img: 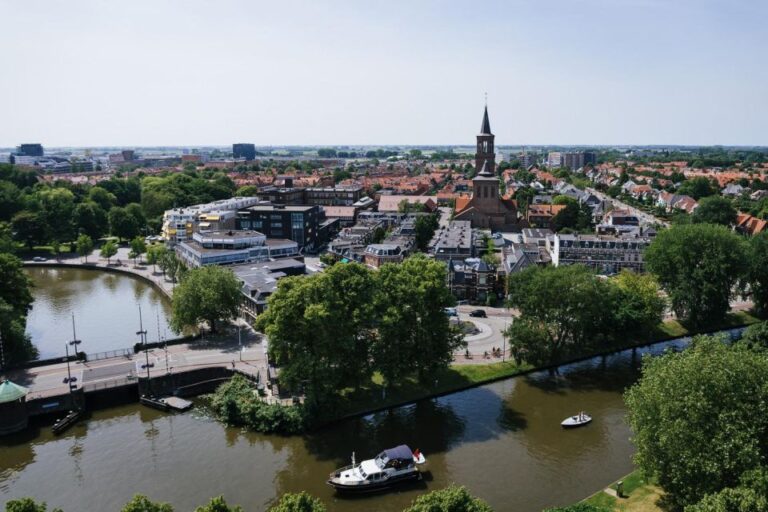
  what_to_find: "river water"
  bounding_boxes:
[3,267,695,511]
[24,267,174,359]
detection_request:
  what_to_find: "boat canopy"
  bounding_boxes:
[382,445,413,461]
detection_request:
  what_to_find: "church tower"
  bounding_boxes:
[475,104,495,175]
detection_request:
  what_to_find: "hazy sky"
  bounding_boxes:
[2,0,767,147]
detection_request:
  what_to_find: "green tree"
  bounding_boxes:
[4,497,62,512]
[73,201,108,240]
[0,181,22,221]
[691,196,737,226]
[257,263,376,409]
[625,336,768,509]
[39,187,76,243]
[193,496,244,512]
[373,255,463,385]
[235,185,259,197]
[678,176,717,200]
[611,270,666,336]
[267,492,326,512]
[87,186,117,210]
[12,210,48,249]
[738,321,768,351]
[0,253,36,363]
[75,234,94,262]
[414,213,439,252]
[170,265,241,333]
[129,236,147,265]
[645,224,747,327]
[748,232,768,317]
[551,196,592,232]
[402,485,493,512]
[125,203,147,234]
[121,495,174,512]
[0,222,15,254]
[100,239,118,264]
[505,265,614,365]
[109,206,140,242]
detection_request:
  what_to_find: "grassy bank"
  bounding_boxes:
[332,312,760,423]
[582,470,663,512]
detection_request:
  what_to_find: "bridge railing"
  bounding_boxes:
[86,348,133,362]
[82,375,138,392]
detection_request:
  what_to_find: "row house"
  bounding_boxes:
[447,258,498,304]
[657,191,699,214]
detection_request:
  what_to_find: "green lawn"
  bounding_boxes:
[583,470,663,512]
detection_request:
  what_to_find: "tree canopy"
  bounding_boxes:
[0,253,37,363]
[625,335,768,510]
[401,485,493,512]
[170,266,242,333]
[645,223,747,327]
[691,196,737,226]
[120,495,174,512]
[748,232,768,317]
[267,492,326,512]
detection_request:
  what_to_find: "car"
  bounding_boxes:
[443,307,457,317]
[32,256,47,262]
[469,309,486,318]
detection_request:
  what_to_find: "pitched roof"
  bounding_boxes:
[0,380,28,403]
[454,196,471,213]
[480,105,492,135]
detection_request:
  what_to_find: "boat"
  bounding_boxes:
[327,444,426,493]
[561,412,592,428]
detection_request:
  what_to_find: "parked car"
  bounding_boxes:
[32,256,47,262]
[443,307,458,317]
[469,309,486,318]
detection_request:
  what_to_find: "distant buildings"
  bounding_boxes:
[233,143,256,161]
[17,143,43,157]
[546,151,594,170]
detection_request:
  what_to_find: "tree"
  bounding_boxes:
[170,265,241,334]
[73,201,108,240]
[12,210,48,249]
[551,197,592,232]
[738,321,768,351]
[163,251,182,283]
[0,253,36,363]
[402,485,493,512]
[505,265,614,365]
[109,206,140,242]
[611,270,666,336]
[39,187,76,243]
[193,496,244,512]
[373,255,463,386]
[4,498,62,512]
[0,222,15,254]
[414,213,439,252]
[691,196,737,226]
[482,235,499,266]
[235,185,259,197]
[87,186,117,210]
[121,495,174,512]
[625,336,768,509]
[267,492,326,512]
[100,240,118,264]
[645,224,747,327]
[125,203,147,234]
[130,236,147,265]
[678,176,717,200]
[75,234,94,262]
[748,232,768,317]
[0,181,22,221]
[257,263,377,409]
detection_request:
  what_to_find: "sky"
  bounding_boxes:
[1,0,767,147]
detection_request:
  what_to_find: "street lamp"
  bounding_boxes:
[238,325,242,362]
[136,305,154,387]
[69,314,82,354]
[63,343,78,392]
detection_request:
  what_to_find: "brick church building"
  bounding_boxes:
[453,105,526,231]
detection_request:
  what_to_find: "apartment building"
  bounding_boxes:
[548,232,651,274]
[161,197,263,246]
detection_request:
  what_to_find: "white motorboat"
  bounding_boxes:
[561,412,592,428]
[328,445,426,493]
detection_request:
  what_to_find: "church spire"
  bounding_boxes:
[480,105,492,135]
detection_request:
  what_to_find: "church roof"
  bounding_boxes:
[0,380,28,404]
[475,161,496,179]
[480,105,492,135]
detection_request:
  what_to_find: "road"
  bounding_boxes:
[587,187,670,228]
[453,305,517,364]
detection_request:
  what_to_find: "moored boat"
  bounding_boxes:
[328,445,426,493]
[561,411,592,428]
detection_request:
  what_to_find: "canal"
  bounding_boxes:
[24,267,174,359]
[3,267,695,511]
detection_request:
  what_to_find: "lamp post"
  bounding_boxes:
[69,314,82,357]
[238,325,242,362]
[63,343,77,392]
[137,305,153,392]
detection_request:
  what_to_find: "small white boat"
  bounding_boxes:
[561,412,592,428]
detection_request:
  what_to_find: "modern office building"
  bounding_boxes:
[17,144,43,157]
[233,143,256,161]
[176,230,298,267]
[236,204,320,251]
[161,197,263,246]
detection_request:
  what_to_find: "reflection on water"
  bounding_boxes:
[24,267,174,359]
[0,342,665,512]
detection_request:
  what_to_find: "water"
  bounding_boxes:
[24,267,174,359]
[4,268,705,511]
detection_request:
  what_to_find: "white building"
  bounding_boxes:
[161,197,263,246]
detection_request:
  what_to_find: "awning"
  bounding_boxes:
[0,380,29,404]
